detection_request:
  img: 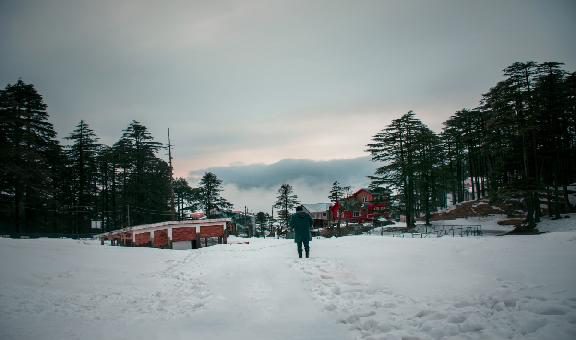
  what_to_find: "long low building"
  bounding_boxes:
[98,219,231,250]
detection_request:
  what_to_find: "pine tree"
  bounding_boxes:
[328,181,344,203]
[95,145,119,231]
[255,211,269,237]
[173,177,199,220]
[564,72,576,210]
[413,127,444,225]
[366,111,430,228]
[112,121,171,226]
[443,109,489,203]
[198,172,232,218]
[481,62,547,229]
[64,120,100,233]
[273,184,300,233]
[328,181,345,235]
[0,80,61,233]
[533,62,570,217]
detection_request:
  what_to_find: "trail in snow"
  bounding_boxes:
[0,238,352,340]
[187,239,353,340]
[292,256,576,340]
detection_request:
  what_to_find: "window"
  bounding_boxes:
[353,211,360,217]
[363,196,368,203]
[322,212,327,217]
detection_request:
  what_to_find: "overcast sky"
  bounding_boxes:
[2,0,576,212]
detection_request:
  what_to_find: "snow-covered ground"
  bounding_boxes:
[373,215,515,236]
[1,216,576,340]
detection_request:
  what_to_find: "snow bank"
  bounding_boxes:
[1,226,576,340]
[536,213,576,232]
[304,233,576,340]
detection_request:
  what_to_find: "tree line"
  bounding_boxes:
[3,61,573,235]
[367,61,576,230]
[0,80,230,235]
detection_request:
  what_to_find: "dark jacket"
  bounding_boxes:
[289,211,313,243]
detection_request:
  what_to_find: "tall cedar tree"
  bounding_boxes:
[64,120,100,233]
[96,145,119,231]
[413,127,445,225]
[273,184,300,232]
[367,111,441,227]
[442,110,488,203]
[113,121,171,226]
[198,172,232,218]
[0,80,61,233]
[173,177,199,220]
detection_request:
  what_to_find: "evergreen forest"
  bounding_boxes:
[367,61,576,230]
[0,80,228,235]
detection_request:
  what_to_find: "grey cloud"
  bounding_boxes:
[1,0,575,166]
[189,156,378,190]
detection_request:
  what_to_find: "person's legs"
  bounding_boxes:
[303,240,310,258]
[297,241,303,258]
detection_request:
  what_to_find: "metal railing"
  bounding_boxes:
[391,224,482,238]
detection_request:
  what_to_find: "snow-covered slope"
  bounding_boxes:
[1,226,576,340]
[537,213,576,232]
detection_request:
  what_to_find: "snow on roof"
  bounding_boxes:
[95,218,232,237]
[302,203,331,213]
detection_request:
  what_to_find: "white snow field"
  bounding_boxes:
[1,216,576,340]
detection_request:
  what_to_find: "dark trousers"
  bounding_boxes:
[297,240,310,256]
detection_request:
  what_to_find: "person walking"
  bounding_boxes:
[290,205,313,258]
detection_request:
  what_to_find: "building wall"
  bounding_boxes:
[153,229,169,248]
[200,225,224,238]
[337,189,390,223]
[354,190,373,204]
[134,232,151,246]
[172,227,196,241]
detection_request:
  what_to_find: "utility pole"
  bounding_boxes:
[167,128,176,220]
[127,204,131,227]
[245,205,249,237]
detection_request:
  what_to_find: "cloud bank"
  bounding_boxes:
[189,156,378,213]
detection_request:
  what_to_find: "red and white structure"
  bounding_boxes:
[98,219,231,250]
[332,188,389,224]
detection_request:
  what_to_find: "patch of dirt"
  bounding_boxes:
[497,218,525,226]
[502,229,545,235]
[430,200,506,221]
[429,199,529,222]
[320,225,381,237]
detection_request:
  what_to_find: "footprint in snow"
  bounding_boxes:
[447,314,467,324]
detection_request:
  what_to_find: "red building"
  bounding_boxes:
[332,188,389,224]
[99,219,231,250]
